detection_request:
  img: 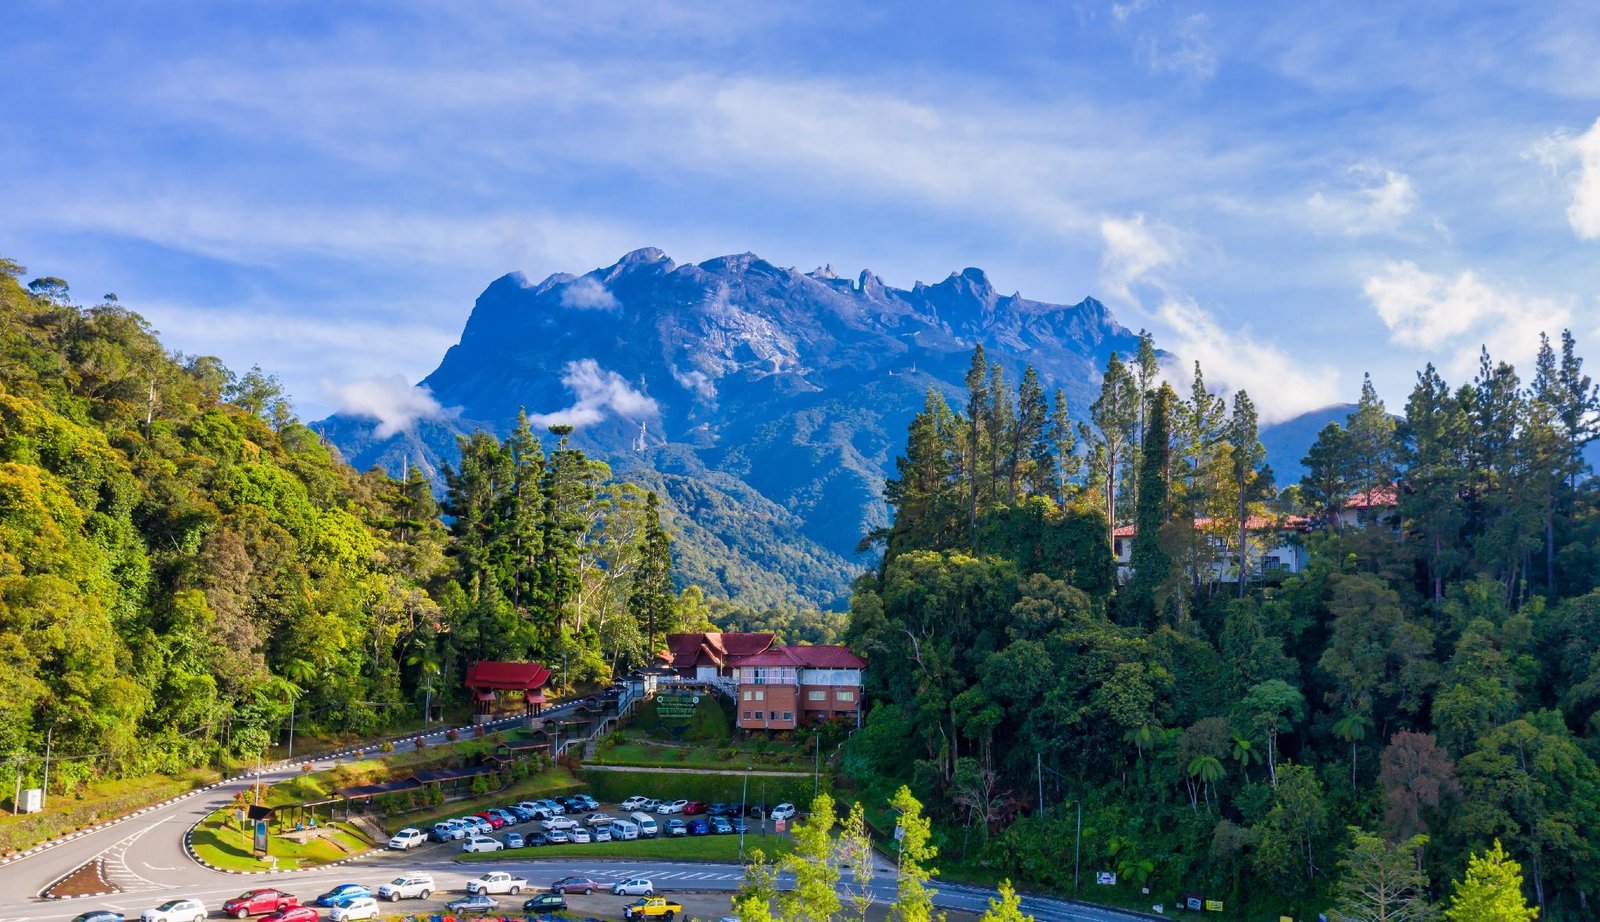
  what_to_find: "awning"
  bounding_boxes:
[474,689,496,702]
[524,691,546,704]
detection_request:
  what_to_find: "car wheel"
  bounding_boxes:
[646,890,655,897]
[510,887,521,895]
[234,911,248,920]
[584,888,593,895]
[195,916,206,922]
[419,891,431,901]
[386,893,399,902]
[663,912,674,921]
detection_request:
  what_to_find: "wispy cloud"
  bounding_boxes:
[1099,213,1184,306]
[560,277,620,310]
[529,359,658,429]
[1306,162,1420,235]
[1362,260,1571,373]
[326,376,457,439]
[1531,117,1600,241]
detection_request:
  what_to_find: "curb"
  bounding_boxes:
[40,857,116,901]
[0,716,526,870]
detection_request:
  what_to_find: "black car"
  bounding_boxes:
[730,817,749,833]
[523,893,568,912]
[525,831,551,847]
[72,913,123,922]
[745,803,768,818]
[706,802,737,817]
[508,805,538,822]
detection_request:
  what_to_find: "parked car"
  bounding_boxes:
[312,886,371,909]
[462,835,503,853]
[744,803,767,818]
[666,818,687,837]
[140,901,206,922]
[683,801,708,815]
[223,889,298,919]
[459,816,491,834]
[592,825,612,842]
[620,795,651,811]
[730,817,749,833]
[770,803,797,821]
[706,802,738,817]
[328,898,380,922]
[657,799,688,814]
[387,827,427,850]
[260,909,317,922]
[377,874,435,901]
[488,808,518,825]
[431,821,463,842]
[540,815,578,831]
[508,806,537,822]
[549,877,599,895]
[466,872,527,895]
[585,811,615,826]
[570,794,599,810]
[476,811,508,830]
[522,893,567,913]
[709,816,734,835]
[533,798,565,814]
[569,827,593,844]
[445,895,498,913]
[688,818,711,836]
[545,828,571,844]
[639,797,662,811]
[71,912,123,922]
[623,897,684,921]
[524,831,551,847]
[612,879,655,896]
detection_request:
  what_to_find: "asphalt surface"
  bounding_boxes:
[0,709,1151,922]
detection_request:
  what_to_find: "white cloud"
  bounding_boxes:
[1362,260,1570,373]
[560,277,620,310]
[670,364,717,401]
[1111,0,1157,23]
[1099,214,1183,306]
[1157,294,1342,423]
[326,376,457,438]
[1138,14,1217,81]
[529,359,658,429]
[1566,118,1600,240]
[1306,163,1420,235]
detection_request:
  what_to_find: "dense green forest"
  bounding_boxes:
[844,337,1599,918]
[0,261,708,796]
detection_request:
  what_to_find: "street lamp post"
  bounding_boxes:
[739,767,750,860]
[42,717,68,811]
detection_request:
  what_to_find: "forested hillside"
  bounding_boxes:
[0,261,704,795]
[844,339,1600,919]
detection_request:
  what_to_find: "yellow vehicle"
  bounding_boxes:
[622,897,683,920]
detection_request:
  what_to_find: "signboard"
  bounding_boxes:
[1186,897,1203,911]
[1205,900,1224,912]
[774,818,786,833]
[655,691,699,721]
[253,820,269,855]
[1096,872,1117,886]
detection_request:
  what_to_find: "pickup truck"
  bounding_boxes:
[623,897,683,920]
[465,871,527,895]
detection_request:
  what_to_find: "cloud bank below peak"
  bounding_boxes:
[528,359,658,429]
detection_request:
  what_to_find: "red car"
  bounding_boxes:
[476,811,508,829]
[224,890,299,919]
[683,801,708,815]
[261,908,318,922]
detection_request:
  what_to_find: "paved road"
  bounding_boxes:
[0,705,1149,922]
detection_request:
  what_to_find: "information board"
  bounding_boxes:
[656,691,700,720]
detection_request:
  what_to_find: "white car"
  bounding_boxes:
[620,796,650,811]
[613,879,655,897]
[569,827,592,843]
[657,799,688,814]
[532,798,564,814]
[541,815,578,831]
[585,812,615,826]
[593,825,612,842]
[329,897,381,922]
[378,873,436,901]
[387,827,427,850]
[141,900,206,922]
[770,803,797,821]
[466,871,528,895]
[462,834,503,853]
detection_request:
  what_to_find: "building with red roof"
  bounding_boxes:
[1112,515,1312,585]
[464,661,552,723]
[660,632,866,731]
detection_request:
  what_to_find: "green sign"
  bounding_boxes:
[656,692,699,720]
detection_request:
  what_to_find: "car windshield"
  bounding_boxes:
[157,903,184,911]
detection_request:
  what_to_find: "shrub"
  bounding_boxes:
[470,774,492,796]
[380,741,395,754]
[446,728,461,742]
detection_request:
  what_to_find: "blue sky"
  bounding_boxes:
[6,0,1600,423]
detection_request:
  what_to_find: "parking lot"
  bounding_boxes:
[407,793,797,853]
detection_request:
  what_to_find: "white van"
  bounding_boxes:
[630,812,658,837]
[611,818,640,840]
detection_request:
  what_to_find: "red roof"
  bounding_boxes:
[663,632,776,669]
[1346,485,1398,509]
[732,645,866,669]
[464,661,552,691]
[1113,515,1310,538]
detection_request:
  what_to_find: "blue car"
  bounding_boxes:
[313,884,371,907]
[687,818,710,836]
[71,913,123,922]
[504,831,525,848]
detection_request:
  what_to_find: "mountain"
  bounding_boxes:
[315,248,1146,608]
[1259,403,1358,486]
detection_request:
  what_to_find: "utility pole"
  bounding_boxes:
[813,734,821,798]
[42,718,66,811]
[287,700,296,760]
[739,768,750,860]
[1074,800,1083,893]
[1036,752,1044,815]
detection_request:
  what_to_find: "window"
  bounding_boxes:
[753,711,764,720]
[754,690,765,701]
[807,690,827,701]
[783,711,793,721]
[836,690,855,702]
[743,711,752,720]
[742,690,752,701]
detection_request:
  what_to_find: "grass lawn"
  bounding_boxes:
[0,768,219,855]
[190,809,371,871]
[459,832,795,863]
[380,768,584,835]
